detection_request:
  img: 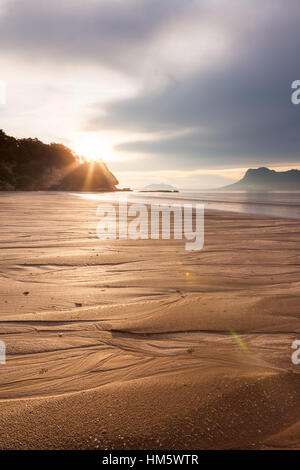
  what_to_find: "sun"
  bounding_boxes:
[73,135,111,163]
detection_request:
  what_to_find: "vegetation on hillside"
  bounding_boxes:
[0,130,118,191]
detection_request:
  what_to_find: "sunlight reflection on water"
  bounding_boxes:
[72,190,300,219]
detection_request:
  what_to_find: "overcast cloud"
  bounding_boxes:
[0,0,300,187]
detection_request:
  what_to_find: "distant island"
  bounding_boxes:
[222,167,300,191]
[141,183,179,193]
[0,130,118,191]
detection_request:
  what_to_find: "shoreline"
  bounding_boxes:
[0,192,300,449]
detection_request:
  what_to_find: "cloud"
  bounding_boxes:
[0,0,186,73]
[1,0,300,180]
[86,0,300,169]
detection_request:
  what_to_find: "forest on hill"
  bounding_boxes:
[0,130,118,191]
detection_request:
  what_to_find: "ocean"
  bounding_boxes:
[76,190,300,219]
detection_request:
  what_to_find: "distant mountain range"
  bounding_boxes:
[223,167,300,190]
[0,130,118,191]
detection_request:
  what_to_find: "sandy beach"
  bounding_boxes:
[1,191,300,450]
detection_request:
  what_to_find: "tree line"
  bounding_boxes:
[0,130,118,191]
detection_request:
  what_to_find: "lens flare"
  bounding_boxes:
[229,329,250,354]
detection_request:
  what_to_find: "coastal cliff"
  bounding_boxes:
[223,167,300,190]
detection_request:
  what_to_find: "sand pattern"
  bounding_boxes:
[0,192,300,449]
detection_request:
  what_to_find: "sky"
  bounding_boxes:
[0,0,300,189]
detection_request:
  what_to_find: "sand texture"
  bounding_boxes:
[0,192,300,449]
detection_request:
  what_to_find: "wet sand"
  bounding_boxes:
[0,192,300,449]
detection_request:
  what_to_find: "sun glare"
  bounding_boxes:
[73,136,111,163]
